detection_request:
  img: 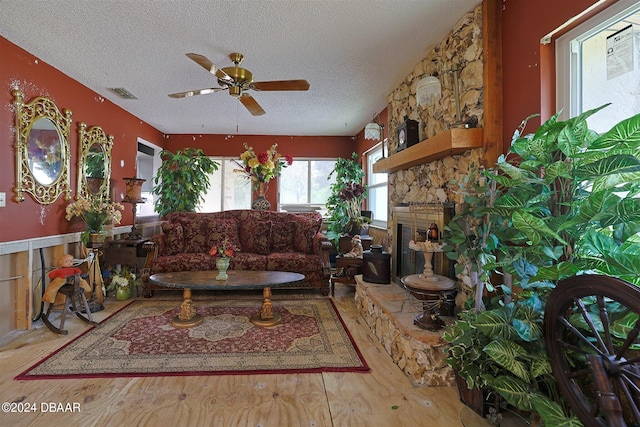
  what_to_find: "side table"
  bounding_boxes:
[330,256,363,296]
[104,238,149,296]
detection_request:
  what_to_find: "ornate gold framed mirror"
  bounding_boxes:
[13,90,72,204]
[77,122,113,202]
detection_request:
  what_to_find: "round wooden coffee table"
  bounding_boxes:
[148,270,305,328]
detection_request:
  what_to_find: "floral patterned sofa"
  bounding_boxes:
[142,210,332,296]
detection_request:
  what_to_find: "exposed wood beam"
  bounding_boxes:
[482,0,503,166]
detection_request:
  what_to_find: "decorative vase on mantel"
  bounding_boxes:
[216,257,230,281]
[252,181,271,210]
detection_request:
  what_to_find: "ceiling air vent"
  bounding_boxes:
[107,87,138,100]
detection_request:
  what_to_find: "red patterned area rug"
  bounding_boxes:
[15,299,369,380]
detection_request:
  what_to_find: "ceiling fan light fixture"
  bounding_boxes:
[172,51,309,116]
[229,86,242,98]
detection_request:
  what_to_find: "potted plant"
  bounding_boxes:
[443,106,640,425]
[65,197,125,245]
[325,152,370,244]
[152,148,219,217]
[106,267,141,300]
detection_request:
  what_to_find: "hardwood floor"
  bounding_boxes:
[0,284,494,427]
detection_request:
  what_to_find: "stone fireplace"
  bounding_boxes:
[353,4,488,387]
[391,203,454,285]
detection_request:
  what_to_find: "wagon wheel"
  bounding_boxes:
[545,274,640,427]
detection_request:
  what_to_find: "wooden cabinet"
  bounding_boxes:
[103,238,149,272]
[330,256,363,295]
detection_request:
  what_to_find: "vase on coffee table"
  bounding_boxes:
[216,257,230,281]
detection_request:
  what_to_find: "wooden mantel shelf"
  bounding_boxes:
[373,128,483,173]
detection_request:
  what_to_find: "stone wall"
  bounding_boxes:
[386,3,484,209]
[354,276,454,386]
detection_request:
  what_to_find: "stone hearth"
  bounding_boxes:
[354,275,454,387]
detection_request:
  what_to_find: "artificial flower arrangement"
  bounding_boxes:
[339,182,370,231]
[65,197,124,244]
[209,238,240,258]
[105,267,141,292]
[236,142,293,186]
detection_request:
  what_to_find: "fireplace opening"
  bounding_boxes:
[391,204,455,284]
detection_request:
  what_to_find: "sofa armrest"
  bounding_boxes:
[149,234,165,256]
[313,232,333,279]
[140,240,158,298]
[142,240,158,270]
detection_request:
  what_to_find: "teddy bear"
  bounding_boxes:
[343,235,364,258]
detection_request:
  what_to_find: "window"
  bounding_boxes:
[278,158,337,215]
[556,0,640,132]
[136,138,162,217]
[366,143,387,228]
[199,159,251,212]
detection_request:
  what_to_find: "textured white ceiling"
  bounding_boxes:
[0,0,479,136]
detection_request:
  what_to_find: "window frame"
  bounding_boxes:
[556,0,640,125]
[135,138,162,218]
[365,142,388,229]
[198,157,252,213]
[277,157,338,214]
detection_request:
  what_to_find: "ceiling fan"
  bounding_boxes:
[168,52,310,116]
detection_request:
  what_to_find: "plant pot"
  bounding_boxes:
[116,286,131,301]
[86,177,104,194]
[88,232,106,246]
[216,257,230,280]
[454,373,487,417]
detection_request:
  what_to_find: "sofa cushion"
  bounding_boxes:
[206,218,241,252]
[293,216,321,254]
[239,220,272,255]
[267,252,323,282]
[178,217,208,253]
[271,220,296,252]
[230,252,268,271]
[161,222,184,256]
[151,253,215,273]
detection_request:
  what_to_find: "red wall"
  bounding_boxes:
[501,0,605,144]
[0,37,165,243]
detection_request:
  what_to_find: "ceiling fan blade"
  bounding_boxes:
[168,87,224,98]
[239,95,266,116]
[185,53,233,83]
[251,80,310,91]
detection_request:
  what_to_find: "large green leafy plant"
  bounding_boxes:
[152,148,219,217]
[443,107,640,425]
[325,152,369,243]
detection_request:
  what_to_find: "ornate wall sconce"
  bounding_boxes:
[364,114,386,158]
